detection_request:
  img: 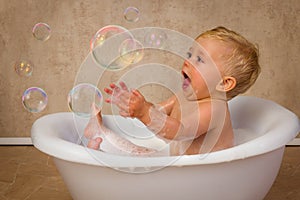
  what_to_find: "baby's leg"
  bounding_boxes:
[87,137,103,149]
[84,107,104,150]
[102,130,157,156]
[84,107,157,155]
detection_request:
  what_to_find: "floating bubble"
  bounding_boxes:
[22,87,48,113]
[90,26,125,48]
[124,7,140,22]
[144,29,168,49]
[32,23,51,41]
[119,38,144,64]
[14,60,33,77]
[90,25,133,70]
[68,83,103,118]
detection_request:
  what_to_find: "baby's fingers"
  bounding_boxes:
[132,89,142,97]
[131,89,145,102]
[105,98,112,103]
[105,84,122,97]
[109,83,117,89]
[104,87,113,95]
[119,81,129,91]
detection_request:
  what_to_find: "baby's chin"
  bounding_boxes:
[182,87,199,101]
[182,87,213,102]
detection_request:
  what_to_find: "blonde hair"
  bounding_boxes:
[198,26,261,99]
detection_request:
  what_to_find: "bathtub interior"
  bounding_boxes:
[74,114,170,155]
[31,96,300,168]
[74,115,256,155]
[74,96,300,149]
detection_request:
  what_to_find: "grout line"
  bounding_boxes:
[9,162,21,187]
[24,184,43,200]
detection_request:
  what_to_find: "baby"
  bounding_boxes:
[84,26,260,156]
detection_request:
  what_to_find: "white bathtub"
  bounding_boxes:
[31,96,300,200]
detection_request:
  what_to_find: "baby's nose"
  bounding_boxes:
[184,59,195,68]
[184,60,191,66]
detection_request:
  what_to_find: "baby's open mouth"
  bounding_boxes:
[182,71,191,90]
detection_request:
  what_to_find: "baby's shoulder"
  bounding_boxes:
[197,99,229,113]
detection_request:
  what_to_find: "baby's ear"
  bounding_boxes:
[216,76,236,92]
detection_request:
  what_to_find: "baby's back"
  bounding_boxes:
[169,97,234,155]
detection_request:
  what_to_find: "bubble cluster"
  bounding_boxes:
[90,25,126,48]
[124,7,140,22]
[32,23,51,41]
[144,29,167,49]
[68,83,103,118]
[22,87,48,113]
[90,25,134,70]
[119,38,144,64]
[14,60,33,77]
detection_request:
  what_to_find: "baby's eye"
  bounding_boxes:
[186,52,192,59]
[197,56,204,63]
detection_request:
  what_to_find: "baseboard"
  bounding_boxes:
[287,138,300,146]
[0,137,299,146]
[0,137,33,145]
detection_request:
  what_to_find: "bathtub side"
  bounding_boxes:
[53,147,284,200]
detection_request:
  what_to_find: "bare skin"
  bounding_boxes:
[84,107,157,156]
[161,93,234,155]
[84,36,235,155]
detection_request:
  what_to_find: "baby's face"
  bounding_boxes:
[181,37,229,101]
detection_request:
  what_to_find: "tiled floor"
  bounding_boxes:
[0,146,299,200]
[0,146,71,200]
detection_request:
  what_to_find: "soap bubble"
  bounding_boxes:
[119,38,144,64]
[144,29,167,49]
[124,7,140,22]
[22,87,48,113]
[32,23,51,41]
[90,25,126,48]
[90,25,133,70]
[68,83,103,118]
[14,60,33,77]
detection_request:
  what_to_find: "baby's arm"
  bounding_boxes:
[104,82,210,141]
[157,95,177,115]
[137,95,211,141]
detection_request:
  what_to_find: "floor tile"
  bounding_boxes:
[264,147,300,200]
[0,160,18,183]
[3,174,44,199]
[42,176,69,192]
[26,187,72,200]
[18,162,58,177]
[0,146,299,199]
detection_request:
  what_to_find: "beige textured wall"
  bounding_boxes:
[0,0,299,137]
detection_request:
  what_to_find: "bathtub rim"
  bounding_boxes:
[31,96,300,168]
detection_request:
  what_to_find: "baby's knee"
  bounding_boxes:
[87,137,102,150]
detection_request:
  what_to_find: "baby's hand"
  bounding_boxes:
[104,81,131,117]
[128,89,151,120]
[104,82,151,120]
